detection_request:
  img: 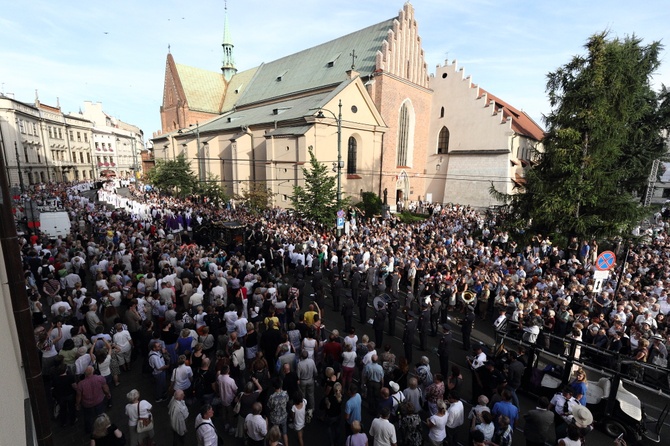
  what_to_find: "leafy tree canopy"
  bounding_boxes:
[145,154,198,198]
[492,31,670,239]
[197,174,229,206]
[236,182,275,214]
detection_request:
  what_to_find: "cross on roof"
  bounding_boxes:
[350,50,358,70]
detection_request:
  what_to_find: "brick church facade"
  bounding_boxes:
[153,2,543,210]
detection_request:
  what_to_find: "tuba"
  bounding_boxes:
[461,290,476,305]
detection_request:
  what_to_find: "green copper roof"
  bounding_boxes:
[175,63,226,113]
[222,10,233,46]
[236,17,395,106]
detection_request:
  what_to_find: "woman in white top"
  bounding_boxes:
[341,343,358,389]
[302,329,318,360]
[344,331,358,351]
[290,395,307,446]
[426,400,448,446]
[172,355,193,391]
[125,389,154,446]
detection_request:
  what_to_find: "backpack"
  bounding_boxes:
[417,365,433,386]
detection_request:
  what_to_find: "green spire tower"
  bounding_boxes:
[221,1,237,81]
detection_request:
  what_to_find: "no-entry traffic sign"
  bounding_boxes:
[595,250,616,271]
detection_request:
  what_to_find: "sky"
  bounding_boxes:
[1,0,669,144]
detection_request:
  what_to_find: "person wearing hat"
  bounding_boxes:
[549,386,580,438]
[373,302,387,351]
[649,333,668,366]
[437,323,452,377]
[403,311,417,363]
[388,381,405,412]
[418,301,430,351]
[461,305,476,351]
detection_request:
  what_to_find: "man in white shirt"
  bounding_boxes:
[195,404,218,446]
[369,407,397,446]
[244,402,268,446]
[467,345,487,370]
[446,391,465,446]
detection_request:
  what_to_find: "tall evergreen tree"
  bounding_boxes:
[492,32,670,238]
[291,147,343,226]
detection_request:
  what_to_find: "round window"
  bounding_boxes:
[351,105,358,113]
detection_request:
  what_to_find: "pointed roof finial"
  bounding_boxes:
[168,43,171,54]
[350,50,358,71]
[221,0,237,81]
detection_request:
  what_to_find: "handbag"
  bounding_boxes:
[136,402,154,433]
[232,392,243,415]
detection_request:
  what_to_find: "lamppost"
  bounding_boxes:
[315,99,343,206]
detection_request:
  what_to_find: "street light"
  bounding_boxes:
[315,99,343,207]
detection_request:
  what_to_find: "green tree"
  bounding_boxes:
[196,174,229,206]
[355,192,383,220]
[291,147,344,225]
[145,154,198,197]
[236,182,275,214]
[492,32,670,238]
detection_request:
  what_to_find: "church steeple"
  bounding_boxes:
[221,1,237,81]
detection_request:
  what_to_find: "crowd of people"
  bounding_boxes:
[21,178,670,446]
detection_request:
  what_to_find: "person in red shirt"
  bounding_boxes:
[322,332,343,366]
[76,366,111,433]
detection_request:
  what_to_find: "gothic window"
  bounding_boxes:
[396,101,415,167]
[437,127,450,154]
[440,107,445,118]
[347,137,357,174]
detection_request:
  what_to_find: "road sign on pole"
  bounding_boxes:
[595,251,616,271]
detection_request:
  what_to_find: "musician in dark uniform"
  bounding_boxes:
[373,303,386,349]
[351,267,361,304]
[461,305,476,351]
[332,274,345,312]
[418,300,430,351]
[403,311,417,363]
[437,324,452,376]
[341,293,355,333]
[387,297,398,337]
[430,294,442,336]
[358,289,369,324]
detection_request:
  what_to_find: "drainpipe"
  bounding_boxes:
[378,131,385,198]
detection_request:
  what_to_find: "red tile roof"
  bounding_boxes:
[478,88,545,141]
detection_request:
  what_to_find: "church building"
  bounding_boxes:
[153,2,543,210]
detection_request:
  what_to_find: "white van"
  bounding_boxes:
[39,212,71,239]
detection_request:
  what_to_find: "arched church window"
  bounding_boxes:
[437,126,450,154]
[347,137,357,174]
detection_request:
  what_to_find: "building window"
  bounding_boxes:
[437,126,450,154]
[24,147,29,163]
[347,137,357,174]
[396,101,415,167]
[32,123,37,135]
[80,152,84,163]
[87,153,91,163]
[48,126,53,138]
[58,128,62,139]
[69,130,74,140]
[440,107,445,118]
[77,132,81,142]
[18,120,25,133]
[84,133,88,143]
